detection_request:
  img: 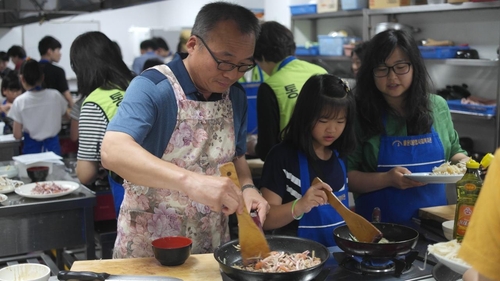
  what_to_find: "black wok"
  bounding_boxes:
[333,223,418,258]
[214,235,330,281]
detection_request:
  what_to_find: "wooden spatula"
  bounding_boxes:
[312,177,383,243]
[219,162,270,263]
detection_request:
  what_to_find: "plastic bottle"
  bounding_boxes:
[453,159,482,242]
[479,153,494,180]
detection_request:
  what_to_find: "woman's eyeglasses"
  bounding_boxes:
[193,34,256,72]
[373,62,412,78]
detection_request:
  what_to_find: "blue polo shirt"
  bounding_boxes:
[107,53,248,158]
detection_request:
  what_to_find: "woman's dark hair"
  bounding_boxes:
[192,2,260,41]
[352,41,370,60]
[70,31,134,97]
[355,29,432,137]
[1,72,21,97]
[254,21,296,63]
[282,74,356,159]
[20,59,43,86]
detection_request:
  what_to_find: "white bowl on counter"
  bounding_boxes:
[442,220,454,240]
[0,164,18,178]
[0,263,50,281]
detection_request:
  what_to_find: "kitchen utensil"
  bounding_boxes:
[374,22,420,36]
[219,162,270,264]
[0,264,50,281]
[214,235,330,281]
[152,236,192,266]
[57,271,182,280]
[333,222,419,257]
[313,177,383,243]
[456,49,479,59]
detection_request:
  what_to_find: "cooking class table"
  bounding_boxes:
[0,161,96,268]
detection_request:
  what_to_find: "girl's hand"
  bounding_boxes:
[295,181,332,215]
[386,167,425,190]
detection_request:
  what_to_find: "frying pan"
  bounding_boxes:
[333,223,418,258]
[214,235,330,281]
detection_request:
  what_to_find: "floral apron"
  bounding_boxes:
[113,65,235,258]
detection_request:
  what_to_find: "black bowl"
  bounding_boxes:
[27,166,49,182]
[152,236,192,266]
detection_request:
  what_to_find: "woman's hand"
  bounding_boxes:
[294,180,332,216]
[242,187,270,225]
[386,167,426,190]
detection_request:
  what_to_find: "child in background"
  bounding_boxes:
[7,59,67,155]
[259,74,357,247]
[0,72,22,118]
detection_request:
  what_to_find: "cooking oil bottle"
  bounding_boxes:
[453,159,482,242]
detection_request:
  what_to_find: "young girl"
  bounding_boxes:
[7,59,67,155]
[259,74,356,247]
[0,72,22,118]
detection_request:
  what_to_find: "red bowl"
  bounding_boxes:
[152,236,192,266]
[26,166,49,182]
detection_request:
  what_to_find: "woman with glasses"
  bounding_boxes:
[101,2,269,258]
[347,29,468,224]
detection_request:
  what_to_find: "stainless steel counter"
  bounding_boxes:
[0,163,96,268]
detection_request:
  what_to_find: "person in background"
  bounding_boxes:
[8,59,67,155]
[0,51,13,79]
[101,2,269,258]
[71,31,135,217]
[460,148,500,281]
[250,21,327,161]
[142,58,164,72]
[38,36,74,108]
[347,29,468,224]
[176,29,191,53]
[0,72,22,120]
[7,45,26,74]
[131,39,164,75]
[260,74,356,247]
[351,41,370,78]
[152,37,173,63]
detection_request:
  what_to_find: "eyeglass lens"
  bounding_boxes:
[373,62,411,77]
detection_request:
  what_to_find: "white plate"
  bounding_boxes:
[0,193,7,204]
[404,173,463,184]
[431,252,471,275]
[14,181,80,199]
[0,180,24,194]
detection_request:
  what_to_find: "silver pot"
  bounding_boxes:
[374,22,420,36]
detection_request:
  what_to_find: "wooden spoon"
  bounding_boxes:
[312,177,383,243]
[219,162,270,264]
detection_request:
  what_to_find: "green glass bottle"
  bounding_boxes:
[453,159,482,242]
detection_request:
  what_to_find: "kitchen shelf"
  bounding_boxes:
[425,59,500,67]
[450,110,495,120]
[366,1,500,15]
[292,10,363,20]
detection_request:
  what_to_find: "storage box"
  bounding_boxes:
[317,0,339,13]
[341,0,368,10]
[447,100,496,117]
[290,4,317,15]
[318,35,346,56]
[296,45,320,56]
[418,46,469,59]
[369,0,411,9]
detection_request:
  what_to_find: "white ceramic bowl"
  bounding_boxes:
[442,220,454,240]
[431,250,471,275]
[0,164,18,178]
[0,264,50,281]
[0,194,7,204]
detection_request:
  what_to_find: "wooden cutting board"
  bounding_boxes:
[71,255,222,280]
[418,204,456,223]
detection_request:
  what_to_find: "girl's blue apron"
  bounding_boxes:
[108,173,124,218]
[22,132,61,155]
[355,120,447,224]
[297,151,347,247]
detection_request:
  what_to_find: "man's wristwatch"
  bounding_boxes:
[241,184,262,195]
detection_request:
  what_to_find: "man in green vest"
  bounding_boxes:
[249,21,327,161]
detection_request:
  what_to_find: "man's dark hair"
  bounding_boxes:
[38,36,62,56]
[152,37,169,51]
[7,45,26,59]
[0,51,9,62]
[1,72,21,97]
[139,39,158,51]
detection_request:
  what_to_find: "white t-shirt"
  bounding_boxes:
[8,88,67,141]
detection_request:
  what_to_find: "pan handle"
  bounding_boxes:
[57,270,110,281]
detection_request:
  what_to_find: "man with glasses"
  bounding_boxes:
[249,21,327,161]
[347,29,468,224]
[101,2,269,258]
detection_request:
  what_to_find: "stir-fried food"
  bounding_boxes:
[31,182,69,195]
[233,250,321,273]
[432,162,466,175]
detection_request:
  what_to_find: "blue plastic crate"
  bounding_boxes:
[318,35,346,56]
[418,46,469,59]
[290,4,317,15]
[296,45,320,56]
[447,99,496,117]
